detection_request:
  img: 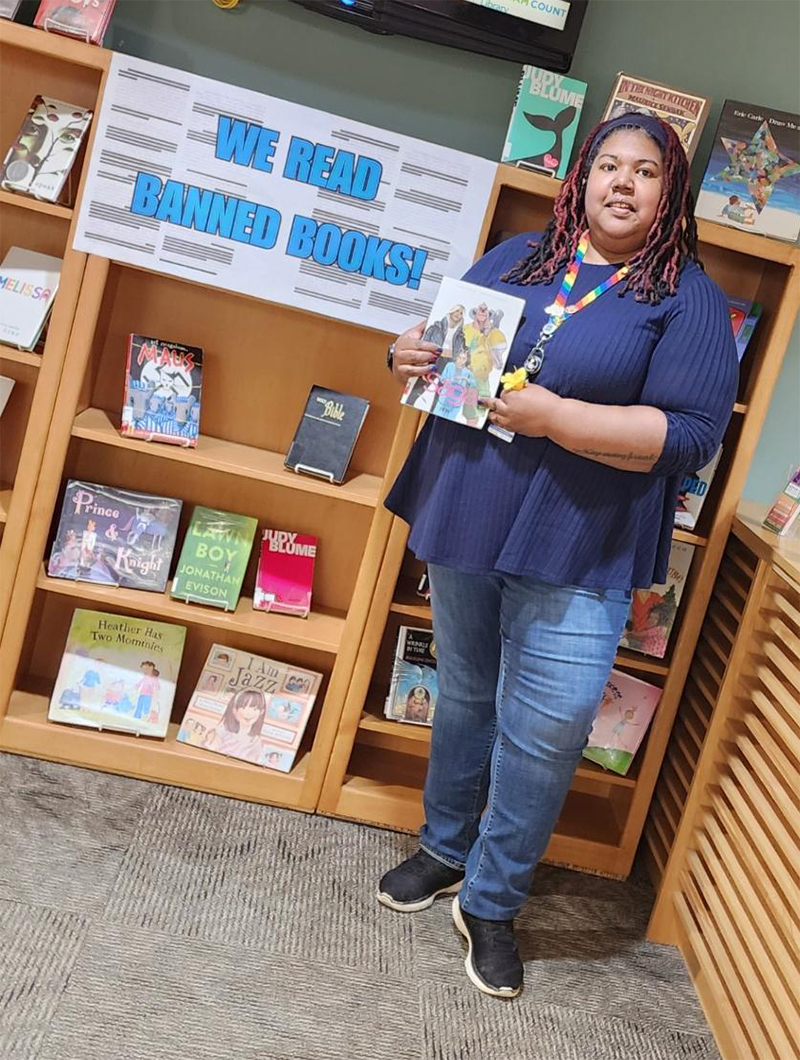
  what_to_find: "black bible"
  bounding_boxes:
[285,385,370,485]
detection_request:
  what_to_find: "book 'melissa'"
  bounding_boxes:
[0,246,61,351]
[177,643,322,772]
[171,505,257,611]
[121,333,203,448]
[285,386,369,485]
[253,529,317,618]
[49,608,186,738]
[48,480,182,592]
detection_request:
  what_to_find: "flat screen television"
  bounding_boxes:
[291,0,589,72]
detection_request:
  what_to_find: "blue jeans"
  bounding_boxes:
[420,564,630,920]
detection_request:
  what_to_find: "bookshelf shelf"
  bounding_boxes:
[0,486,11,525]
[0,189,73,221]
[71,408,384,509]
[356,707,638,789]
[36,567,347,654]
[733,403,748,415]
[0,345,42,369]
[1,690,310,807]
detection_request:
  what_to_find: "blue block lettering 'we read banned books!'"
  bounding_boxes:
[400,278,525,432]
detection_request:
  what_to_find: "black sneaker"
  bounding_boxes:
[377,848,464,912]
[452,896,523,998]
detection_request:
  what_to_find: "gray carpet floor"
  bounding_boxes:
[0,752,720,1060]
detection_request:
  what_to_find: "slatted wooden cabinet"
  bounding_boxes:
[646,504,800,1060]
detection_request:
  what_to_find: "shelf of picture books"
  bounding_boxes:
[0,242,413,810]
[0,21,108,639]
[316,163,800,878]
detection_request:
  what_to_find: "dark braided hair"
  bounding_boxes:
[503,116,700,304]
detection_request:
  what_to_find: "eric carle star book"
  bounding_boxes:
[696,100,800,242]
[49,609,186,738]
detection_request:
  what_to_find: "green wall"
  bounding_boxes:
[100,0,800,502]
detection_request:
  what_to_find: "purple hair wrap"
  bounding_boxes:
[586,112,670,164]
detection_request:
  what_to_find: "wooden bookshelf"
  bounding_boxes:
[317,165,800,879]
[0,24,109,643]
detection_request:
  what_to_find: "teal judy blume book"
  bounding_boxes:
[502,65,587,180]
[171,505,257,611]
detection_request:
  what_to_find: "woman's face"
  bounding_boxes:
[584,128,664,254]
[235,697,262,729]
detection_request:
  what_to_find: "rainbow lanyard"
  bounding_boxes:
[523,233,630,379]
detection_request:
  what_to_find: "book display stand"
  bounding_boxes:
[0,26,798,878]
[0,24,108,642]
[317,168,800,878]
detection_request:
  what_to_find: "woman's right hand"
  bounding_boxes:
[391,321,441,386]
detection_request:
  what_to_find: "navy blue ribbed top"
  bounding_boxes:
[385,232,739,591]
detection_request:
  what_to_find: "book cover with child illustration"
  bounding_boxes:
[177,644,323,772]
[47,480,182,592]
[695,100,800,242]
[48,608,186,738]
[400,277,525,431]
[619,541,695,659]
[583,668,662,776]
[384,626,438,727]
[121,333,203,447]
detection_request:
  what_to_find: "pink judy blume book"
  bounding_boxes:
[253,529,317,618]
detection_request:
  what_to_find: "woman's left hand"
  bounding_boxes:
[482,384,561,437]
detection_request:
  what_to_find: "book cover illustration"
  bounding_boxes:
[47,480,182,592]
[401,277,526,430]
[177,643,322,772]
[253,529,317,618]
[0,95,92,203]
[285,386,370,485]
[620,541,695,659]
[171,506,257,611]
[601,73,710,161]
[727,295,762,363]
[583,668,662,776]
[48,609,186,738]
[674,448,722,531]
[502,65,587,180]
[696,101,800,242]
[384,626,438,727]
[0,375,14,418]
[121,333,203,447]
[0,246,62,351]
[34,0,117,44]
[763,463,800,535]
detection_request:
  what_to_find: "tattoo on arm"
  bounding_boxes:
[574,448,658,464]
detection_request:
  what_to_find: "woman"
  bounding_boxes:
[377,113,738,999]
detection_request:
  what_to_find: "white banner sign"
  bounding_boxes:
[73,54,497,333]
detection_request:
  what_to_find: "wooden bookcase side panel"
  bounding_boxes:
[0,24,109,641]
